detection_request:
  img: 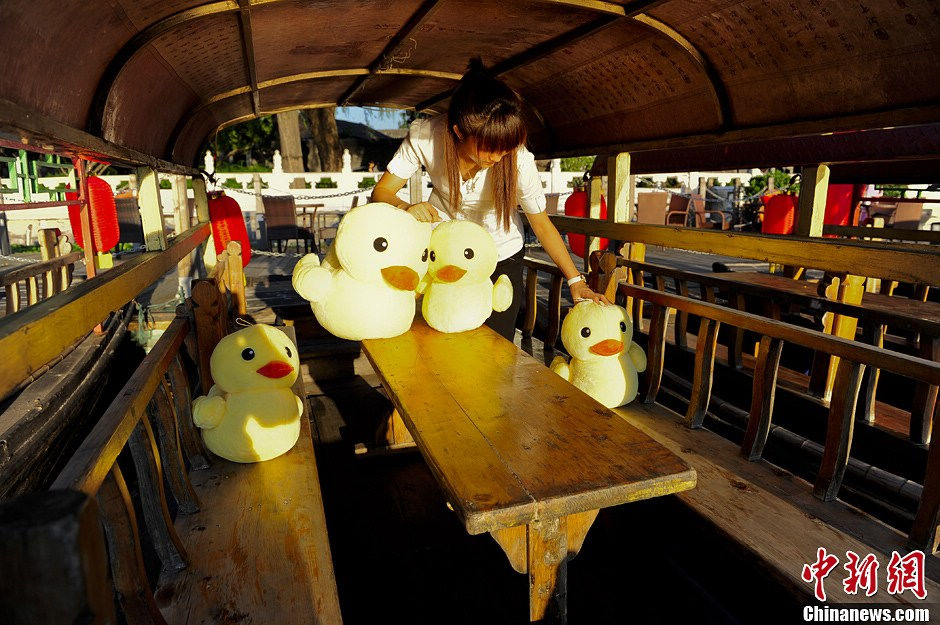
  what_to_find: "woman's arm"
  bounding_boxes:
[524,211,609,305]
[371,172,441,222]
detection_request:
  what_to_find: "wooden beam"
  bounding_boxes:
[795,164,830,238]
[136,168,168,251]
[617,283,940,386]
[338,0,445,106]
[0,225,209,401]
[537,106,940,163]
[236,0,261,116]
[0,97,198,175]
[550,216,940,285]
[823,225,940,245]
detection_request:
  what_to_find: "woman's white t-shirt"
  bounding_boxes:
[385,116,546,261]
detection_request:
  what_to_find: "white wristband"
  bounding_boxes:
[567,275,585,287]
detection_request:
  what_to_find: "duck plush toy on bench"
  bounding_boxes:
[192,324,303,463]
[418,220,513,333]
[551,301,647,408]
[292,202,432,340]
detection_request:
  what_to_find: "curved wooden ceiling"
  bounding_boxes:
[0,0,938,171]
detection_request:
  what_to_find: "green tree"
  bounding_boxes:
[560,156,595,172]
[213,116,278,171]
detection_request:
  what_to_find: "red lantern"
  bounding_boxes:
[761,194,797,235]
[66,177,120,252]
[208,191,251,267]
[564,189,608,257]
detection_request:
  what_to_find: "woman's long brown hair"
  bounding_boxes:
[443,58,527,231]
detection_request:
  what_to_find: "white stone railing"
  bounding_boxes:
[0,147,759,245]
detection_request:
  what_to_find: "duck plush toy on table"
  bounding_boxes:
[418,219,513,333]
[551,301,647,408]
[192,324,303,463]
[292,202,432,340]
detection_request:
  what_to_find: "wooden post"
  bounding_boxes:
[583,177,604,271]
[606,153,631,224]
[76,159,97,279]
[191,176,214,274]
[250,173,263,244]
[910,401,940,553]
[136,167,168,251]
[172,175,194,296]
[809,275,865,402]
[0,490,114,625]
[795,164,830,237]
[39,228,58,297]
[192,176,210,223]
[607,153,631,256]
[409,169,423,206]
[528,516,567,623]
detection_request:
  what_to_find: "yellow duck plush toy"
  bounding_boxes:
[550,301,647,408]
[192,324,302,463]
[292,202,432,340]
[418,220,513,333]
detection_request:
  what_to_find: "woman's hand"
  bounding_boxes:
[406,202,442,223]
[570,280,611,305]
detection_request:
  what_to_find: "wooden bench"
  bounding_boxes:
[0,242,343,624]
[596,253,939,445]
[518,253,939,602]
[361,318,696,624]
[571,261,940,603]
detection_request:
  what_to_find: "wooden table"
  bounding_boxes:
[362,318,696,623]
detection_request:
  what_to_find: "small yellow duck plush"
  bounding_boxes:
[418,220,513,333]
[292,202,431,340]
[551,301,647,408]
[192,324,303,463]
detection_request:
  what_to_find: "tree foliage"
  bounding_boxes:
[212,116,278,171]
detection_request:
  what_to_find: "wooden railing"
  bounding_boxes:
[41,245,245,622]
[1,250,82,314]
[594,253,938,445]
[1,228,82,315]
[0,223,209,402]
[550,216,940,286]
[612,280,940,552]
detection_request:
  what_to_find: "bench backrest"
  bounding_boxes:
[0,243,247,624]
[583,251,940,554]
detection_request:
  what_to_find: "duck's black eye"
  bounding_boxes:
[373,237,388,252]
[620,321,627,332]
[241,348,255,361]
[429,250,436,262]
[421,248,428,262]
[464,248,474,259]
[580,327,591,338]
[285,346,292,358]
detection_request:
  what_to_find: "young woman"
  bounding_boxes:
[371,58,608,341]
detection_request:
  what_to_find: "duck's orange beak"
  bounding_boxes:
[381,266,420,290]
[589,339,623,356]
[257,360,294,378]
[435,265,467,283]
